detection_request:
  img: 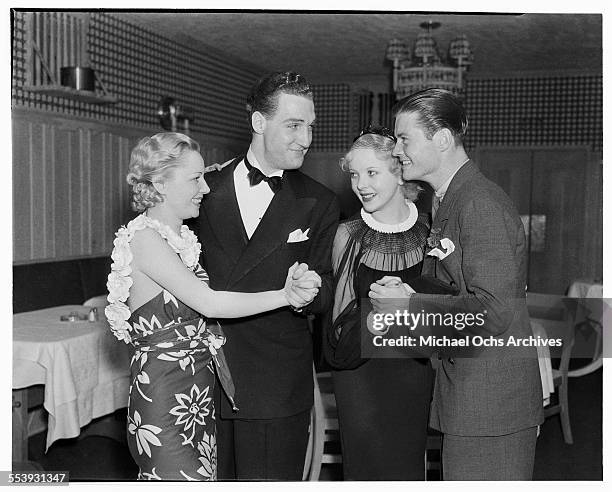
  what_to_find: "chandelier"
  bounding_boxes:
[386,21,473,99]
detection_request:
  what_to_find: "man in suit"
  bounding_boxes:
[369,88,544,480]
[194,71,339,480]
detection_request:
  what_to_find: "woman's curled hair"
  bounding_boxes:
[339,132,423,202]
[126,132,200,212]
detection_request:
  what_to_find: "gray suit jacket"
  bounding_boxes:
[408,161,544,436]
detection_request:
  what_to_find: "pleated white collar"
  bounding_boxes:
[360,200,418,233]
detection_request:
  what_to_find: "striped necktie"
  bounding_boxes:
[431,194,441,221]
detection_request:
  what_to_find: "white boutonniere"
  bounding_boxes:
[427,237,455,260]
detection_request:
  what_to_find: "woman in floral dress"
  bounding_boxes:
[106,133,319,480]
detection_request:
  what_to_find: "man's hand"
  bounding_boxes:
[368,277,413,314]
[284,263,320,309]
[292,265,322,288]
[370,276,414,297]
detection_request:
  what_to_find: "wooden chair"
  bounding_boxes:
[425,429,443,479]
[303,370,341,480]
[526,292,577,444]
[303,368,446,480]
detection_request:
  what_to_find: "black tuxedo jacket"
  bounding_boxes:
[192,157,340,419]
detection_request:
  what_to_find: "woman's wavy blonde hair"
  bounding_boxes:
[339,132,423,202]
[126,132,200,212]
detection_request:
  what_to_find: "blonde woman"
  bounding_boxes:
[324,126,433,480]
[106,132,318,480]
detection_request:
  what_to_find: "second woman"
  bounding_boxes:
[325,127,434,480]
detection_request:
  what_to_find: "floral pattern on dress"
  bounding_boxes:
[197,431,217,480]
[170,383,212,446]
[128,410,163,458]
[106,215,235,481]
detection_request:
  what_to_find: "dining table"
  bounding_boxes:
[12,304,131,459]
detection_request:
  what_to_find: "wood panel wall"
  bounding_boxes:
[474,146,603,294]
[12,108,241,264]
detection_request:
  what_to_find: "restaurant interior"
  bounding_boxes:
[11,10,603,481]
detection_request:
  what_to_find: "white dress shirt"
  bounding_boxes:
[233,147,284,239]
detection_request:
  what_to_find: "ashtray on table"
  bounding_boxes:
[60,312,88,322]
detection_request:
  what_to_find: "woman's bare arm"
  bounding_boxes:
[130,227,291,318]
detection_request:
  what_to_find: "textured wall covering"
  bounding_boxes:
[12,12,602,153]
[12,11,265,264]
[354,75,602,152]
[466,76,602,151]
[310,84,352,152]
[12,11,261,142]
[12,12,357,152]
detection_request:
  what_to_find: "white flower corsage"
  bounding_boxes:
[427,237,456,260]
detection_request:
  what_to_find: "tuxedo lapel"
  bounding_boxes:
[227,172,316,288]
[202,159,248,264]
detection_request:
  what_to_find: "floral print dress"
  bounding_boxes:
[105,214,237,481]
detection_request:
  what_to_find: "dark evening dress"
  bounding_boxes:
[328,204,434,480]
[106,214,236,481]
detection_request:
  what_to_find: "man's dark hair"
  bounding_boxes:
[392,88,468,144]
[246,71,313,124]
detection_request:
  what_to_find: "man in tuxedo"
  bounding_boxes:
[194,71,339,480]
[370,88,543,480]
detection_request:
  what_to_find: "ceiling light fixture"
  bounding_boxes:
[386,21,473,99]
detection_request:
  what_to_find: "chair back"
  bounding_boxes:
[526,291,578,444]
[303,370,341,480]
[526,292,577,374]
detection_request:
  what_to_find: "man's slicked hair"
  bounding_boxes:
[392,88,468,144]
[246,71,313,126]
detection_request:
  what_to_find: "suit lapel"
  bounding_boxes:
[227,171,316,288]
[202,158,248,263]
[434,160,477,227]
[426,160,477,278]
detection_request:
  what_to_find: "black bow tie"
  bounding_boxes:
[244,157,283,193]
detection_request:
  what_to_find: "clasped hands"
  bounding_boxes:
[368,276,415,314]
[284,262,322,310]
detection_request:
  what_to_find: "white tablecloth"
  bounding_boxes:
[13,305,130,450]
[568,280,603,300]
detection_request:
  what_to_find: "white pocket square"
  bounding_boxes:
[287,228,310,243]
[427,238,455,260]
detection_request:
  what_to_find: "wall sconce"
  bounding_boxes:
[157,97,195,134]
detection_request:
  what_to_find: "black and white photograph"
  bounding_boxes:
[8,2,607,485]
